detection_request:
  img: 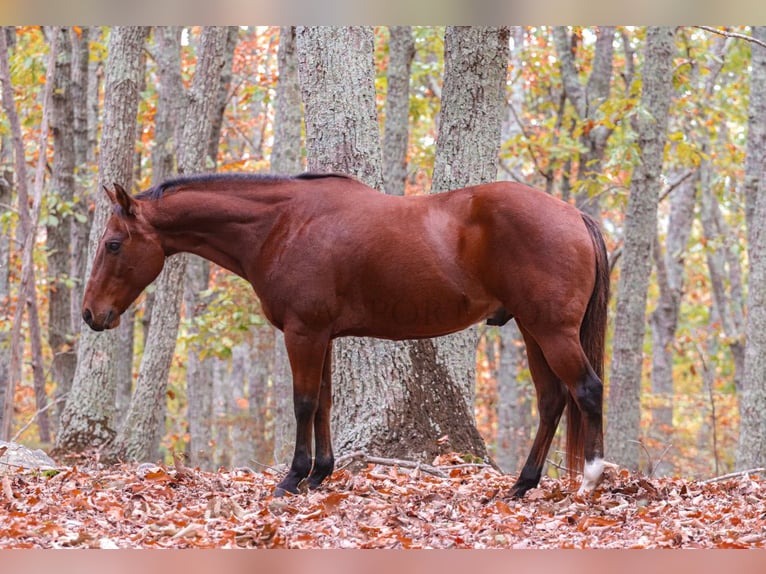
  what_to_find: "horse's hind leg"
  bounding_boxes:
[308,341,334,489]
[534,329,604,496]
[510,326,568,498]
[275,329,329,497]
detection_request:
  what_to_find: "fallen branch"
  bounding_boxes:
[699,468,766,485]
[335,451,449,478]
[693,26,766,50]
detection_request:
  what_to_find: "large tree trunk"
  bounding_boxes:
[107,27,228,463]
[382,26,415,196]
[736,27,766,470]
[56,26,149,454]
[606,27,675,470]
[407,26,510,461]
[270,25,302,465]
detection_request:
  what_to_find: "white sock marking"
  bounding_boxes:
[578,458,604,496]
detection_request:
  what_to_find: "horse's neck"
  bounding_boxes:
[145,189,287,279]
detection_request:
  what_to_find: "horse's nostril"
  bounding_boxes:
[83,308,93,324]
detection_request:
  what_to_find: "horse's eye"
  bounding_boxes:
[106,241,121,253]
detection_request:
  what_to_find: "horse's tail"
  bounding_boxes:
[566,212,610,476]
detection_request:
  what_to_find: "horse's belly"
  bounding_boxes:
[336,290,499,340]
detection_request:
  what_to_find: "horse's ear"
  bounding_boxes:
[106,183,137,217]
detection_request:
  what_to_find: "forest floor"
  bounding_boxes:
[1,452,765,549]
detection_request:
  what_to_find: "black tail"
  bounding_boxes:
[565,213,610,476]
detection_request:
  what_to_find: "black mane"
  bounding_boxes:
[135,172,354,201]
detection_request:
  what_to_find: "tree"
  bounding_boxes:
[107,26,228,463]
[47,27,77,428]
[269,25,302,465]
[552,26,616,222]
[0,26,58,442]
[606,27,676,470]
[382,26,415,196]
[407,26,509,461]
[185,25,239,469]
[736,26,766,470]
[295,26,506,466]
[55,26,149,453]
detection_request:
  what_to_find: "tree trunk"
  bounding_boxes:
[56,26,149,454]
[69,26,98,336]
[297,26,505,463]
[648,172,697,475]
[736,26,766,470]
[0,26,58,442]
[382,26,415,196]
[494,26,531,473]
[47,27,78,431]
[606,27,675,470]
[407,26,510,461]
[270,26,302,465]
[0,138,11,443]
[184,26,238,469]
[108,26,228,463]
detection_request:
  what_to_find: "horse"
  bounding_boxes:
[82,172,610,498]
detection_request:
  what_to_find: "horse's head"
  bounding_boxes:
[82,183,165,331]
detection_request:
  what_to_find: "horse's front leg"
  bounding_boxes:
[274,329,330,497]
[308,341,334,490]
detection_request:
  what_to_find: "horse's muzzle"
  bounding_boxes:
[82,307,118,331]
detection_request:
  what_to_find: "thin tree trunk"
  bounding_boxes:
[494,26,532,473]
[0,26,58,442]
[382,26,415,196]
[69,26,98,336]
[648,172,697,475]
[56,26,149,454]
[108,26,228,463]
[47,28,78,431]
[606,27,675,470]
[184,26,238,469]
[736,26,766,470]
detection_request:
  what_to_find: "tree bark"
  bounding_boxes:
[382,26,415,196]
[606,27,675,470]
[108,26,228,463]
[56,26,149,454]
[736,26,766,470]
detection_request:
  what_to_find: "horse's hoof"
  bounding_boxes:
[273,484,297,497]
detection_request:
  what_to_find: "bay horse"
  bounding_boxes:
[82,173,609,498]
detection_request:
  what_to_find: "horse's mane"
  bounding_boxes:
[135,172,354,201]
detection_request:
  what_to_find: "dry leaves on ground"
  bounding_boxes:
[1,454,764,549]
